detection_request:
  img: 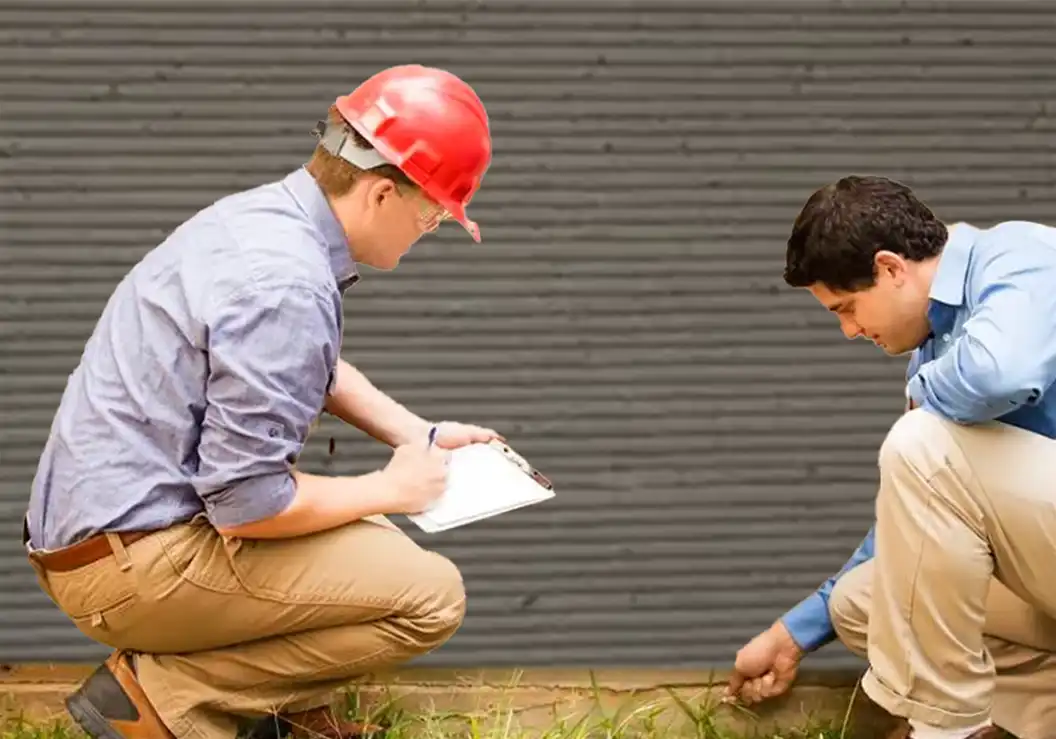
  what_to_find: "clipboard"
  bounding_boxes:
[406,439,555,533]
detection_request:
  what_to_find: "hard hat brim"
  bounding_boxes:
[448,202,481,243]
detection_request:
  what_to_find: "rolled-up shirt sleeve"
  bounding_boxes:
[193,281,341,529]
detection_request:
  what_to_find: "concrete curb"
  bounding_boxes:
[1,664,899,737]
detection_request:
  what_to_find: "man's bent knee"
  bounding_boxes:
[880,408,934,465]
[400,552,467,653]
[828,562,873,658]
[878,408,960,478]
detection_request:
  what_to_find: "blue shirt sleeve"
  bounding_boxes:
[779,526,876,652]
[192,281,342,529]
[907,234,1056,423]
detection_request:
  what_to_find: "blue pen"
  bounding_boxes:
[427,425,438,448]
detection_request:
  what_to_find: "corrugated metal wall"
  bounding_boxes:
[2,0,1054,668]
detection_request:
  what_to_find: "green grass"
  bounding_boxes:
[0,708,850,739]
[326,684,852,739]
[2,674,867,739]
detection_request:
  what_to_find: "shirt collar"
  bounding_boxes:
[281,166,359,291]
[925,222,977,337]
[929,222,977,308]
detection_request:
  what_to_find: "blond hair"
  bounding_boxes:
[305,105,418,198]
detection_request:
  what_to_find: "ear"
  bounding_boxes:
[367,177,400,209]
[873,250,908,285]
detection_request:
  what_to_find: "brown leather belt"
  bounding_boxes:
[31,530,155,573]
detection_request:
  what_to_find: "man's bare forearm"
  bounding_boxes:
[215,470,396,539]
[324,358,430,447]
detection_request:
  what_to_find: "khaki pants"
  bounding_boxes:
[850,408,1056,736]
[829,560,1056,739]
[31,516,466,739]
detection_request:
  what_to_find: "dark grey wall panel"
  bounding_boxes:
[2,0,1054,669]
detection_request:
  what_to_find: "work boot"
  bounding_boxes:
[886,718,1018,739]
[281,705,385,739]
[895,725,1018,739]
[884,720,911,739]
[964,727,1018,739]
[65,651,174,739]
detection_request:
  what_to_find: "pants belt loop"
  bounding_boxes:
[106,533,133,572]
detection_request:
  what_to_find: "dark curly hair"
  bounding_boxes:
[783,175,948,291]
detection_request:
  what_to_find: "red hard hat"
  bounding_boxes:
[334,65,492,242]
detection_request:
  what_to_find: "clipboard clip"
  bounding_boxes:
[488,439,554,491]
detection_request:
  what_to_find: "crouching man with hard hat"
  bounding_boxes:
[23,65,498,739]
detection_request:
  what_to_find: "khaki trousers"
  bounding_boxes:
[829,559,1056,739]
[31,516,466,739]
[853,408,1056,735]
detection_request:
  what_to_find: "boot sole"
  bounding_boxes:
[65,692,128,739]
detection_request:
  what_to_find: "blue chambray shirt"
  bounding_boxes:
[781,220,1056,652]
[26,167,359,550]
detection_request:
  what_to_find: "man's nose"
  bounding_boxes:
[840,318,862,340]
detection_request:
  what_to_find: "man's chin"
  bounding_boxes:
[360,254,401,271]
[879,342,912,356]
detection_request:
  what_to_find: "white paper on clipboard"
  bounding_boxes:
[406,441,555,533]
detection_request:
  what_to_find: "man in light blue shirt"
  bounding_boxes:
[724,176,1056,739]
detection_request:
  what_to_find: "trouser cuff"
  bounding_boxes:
[861,668,991,730]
